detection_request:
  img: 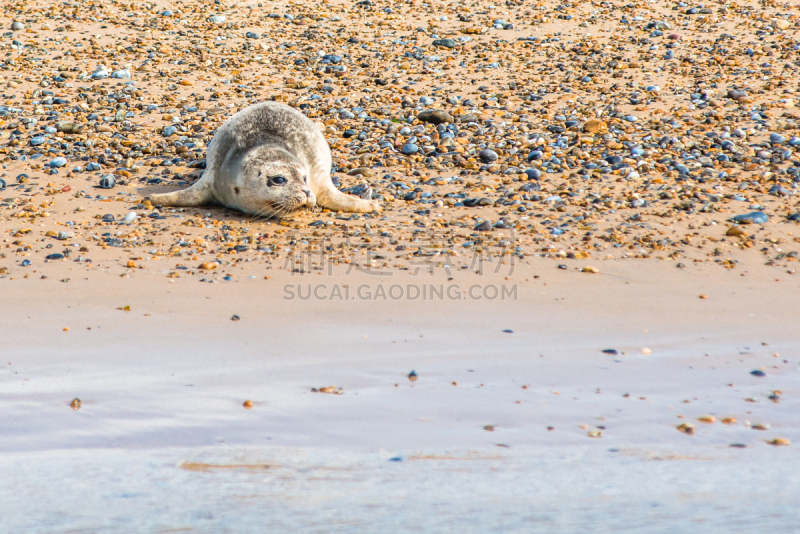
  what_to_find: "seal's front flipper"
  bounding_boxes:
[147,178,215,207]
[316,187,382,213]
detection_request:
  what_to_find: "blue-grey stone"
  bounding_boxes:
[99,174,116,189]
[432,38,456,48]
[524,168,541,180]
[479,149,498,163]
[770,133,786,144]
[731,211,769,224]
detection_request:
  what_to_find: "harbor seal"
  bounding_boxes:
[147,101,382,218]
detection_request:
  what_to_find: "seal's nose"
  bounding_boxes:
[303,189,316,209]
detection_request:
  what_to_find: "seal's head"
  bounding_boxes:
[235,145,315,218]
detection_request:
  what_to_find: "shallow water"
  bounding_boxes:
[3,442,799,533]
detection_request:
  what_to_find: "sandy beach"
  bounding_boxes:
[2,259,800,531]
[2,0,800,531]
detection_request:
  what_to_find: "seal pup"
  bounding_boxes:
[147,102,382,218]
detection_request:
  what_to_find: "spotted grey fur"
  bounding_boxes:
[147,102,382,217]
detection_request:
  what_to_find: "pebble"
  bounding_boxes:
[56,122,82,134]
[432,39,457,49]
[99,175,116,189]
[417,110,453,125]
[726,226,746,237]
[731,212,769,225]
[769,133,786,145]
[11,21,24,30]
[111,69,131,80]
[478,149,498,163]
[750,370,766,377]
[582,119,606,134]
[402,143,419,155]
[524,169,541,180]
[49,157,67,168]
[122,212,137,224]
[772,19,790,31]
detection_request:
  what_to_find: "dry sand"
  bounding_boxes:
[1,0,800,531]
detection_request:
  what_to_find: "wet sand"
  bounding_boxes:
[2,260,799,531]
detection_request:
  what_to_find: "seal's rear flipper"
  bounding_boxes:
[147,179,215,207]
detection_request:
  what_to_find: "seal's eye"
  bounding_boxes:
[270,176,287,186]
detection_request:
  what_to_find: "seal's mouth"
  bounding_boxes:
[252,196,316,221]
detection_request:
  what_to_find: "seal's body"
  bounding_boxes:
[147,102,381,217]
